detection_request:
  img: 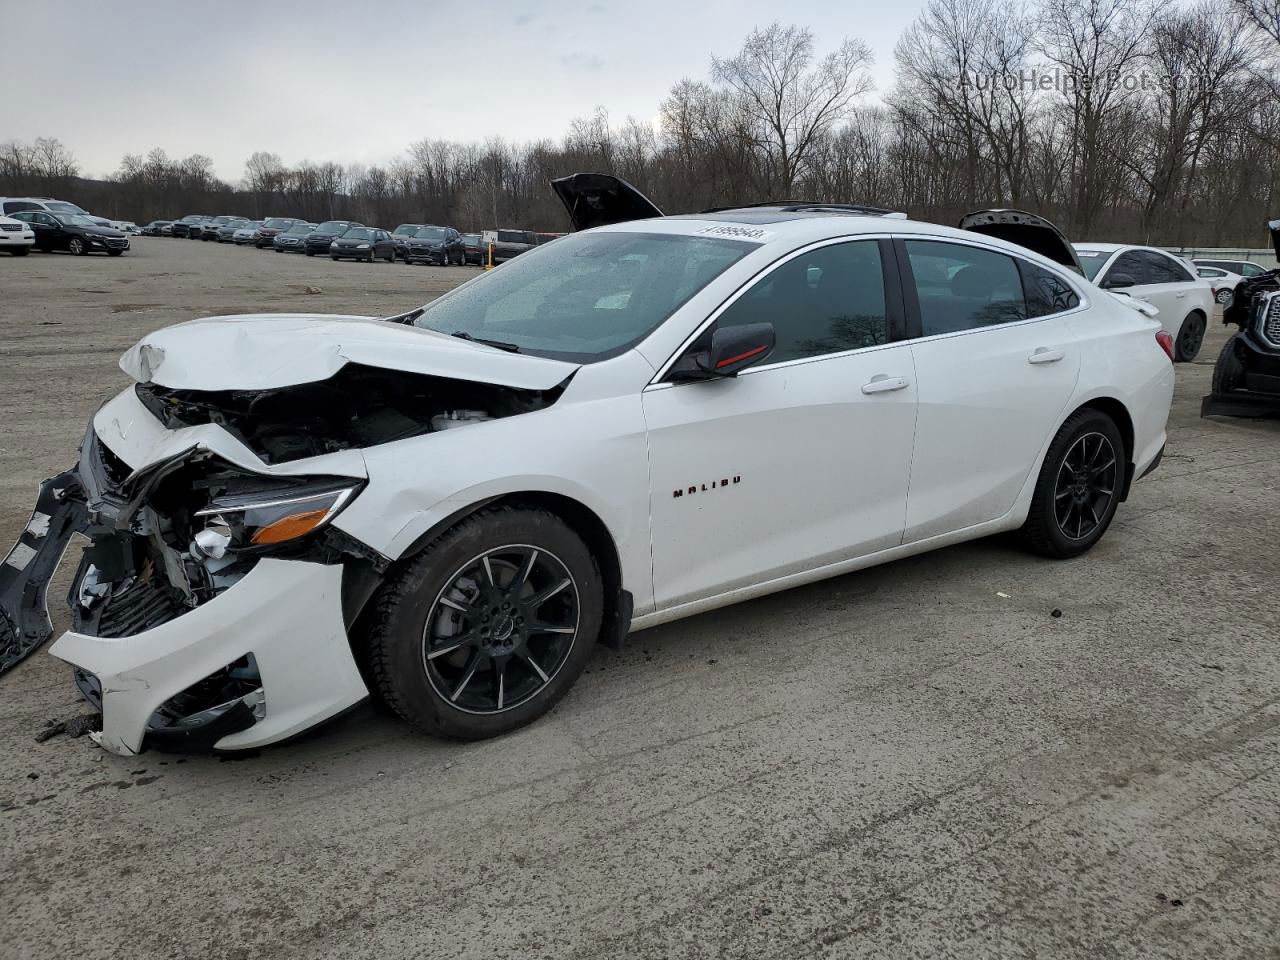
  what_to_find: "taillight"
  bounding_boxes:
[1155,330,1175,361]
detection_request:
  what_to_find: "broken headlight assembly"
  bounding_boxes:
[192,480,361,557]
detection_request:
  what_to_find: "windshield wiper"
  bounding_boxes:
[451,331,521,353]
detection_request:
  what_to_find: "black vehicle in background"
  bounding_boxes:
[273,222,317,252]
[170,215,209,238]
[215,217,253,242]
[10,211,130,256]
[303,220,362,256]
[330,226,396,262]
[461,232,484,265]
[492,228,538,263]
[391,223,425,261]
[1202,221,1280,419]
[141,220,172,236]
[404,225,465,265]
[254,217,301,248]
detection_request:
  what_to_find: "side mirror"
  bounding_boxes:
[670,322,776,381]
[1104,272,1136,289]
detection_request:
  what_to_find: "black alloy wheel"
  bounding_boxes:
[362,507,603,740]
[1175,312,1206,362]
[422,545,579,714]
[1018,408,1125,558]
[1053,432,1118,542]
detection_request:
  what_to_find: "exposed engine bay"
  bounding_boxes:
[134,362,566,463]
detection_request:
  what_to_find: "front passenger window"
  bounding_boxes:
[713,240,888,364]
[904,240,1026,335]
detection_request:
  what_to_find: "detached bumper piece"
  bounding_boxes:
[0,471,86,675]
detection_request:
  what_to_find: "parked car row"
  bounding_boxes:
[143,211,545,266]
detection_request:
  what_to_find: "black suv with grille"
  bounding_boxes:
[1202,221,1280,418]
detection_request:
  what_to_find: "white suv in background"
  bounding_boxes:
[0,196,90,217]
[1074,243,1216,361]
[0,214,36,255]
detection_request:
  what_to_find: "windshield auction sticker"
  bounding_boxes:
[697,224,773,242]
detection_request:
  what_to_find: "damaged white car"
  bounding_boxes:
[0,176,1175,756]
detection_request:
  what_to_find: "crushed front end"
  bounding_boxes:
[1,418,380,756]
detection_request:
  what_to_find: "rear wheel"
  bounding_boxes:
[1215,288,1232,305]
[362,507,603,740]
[1211,334,1245,395]
[1174,311,1206,362]
[1018,409,1124,559]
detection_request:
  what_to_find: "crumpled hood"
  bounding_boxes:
[119,314,579,391]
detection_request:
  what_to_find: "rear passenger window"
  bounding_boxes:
[714,240,888,364]
[904,240,1026,335]
[1020,260,1080,317]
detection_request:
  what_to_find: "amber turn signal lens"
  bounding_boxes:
[249,508,330,545]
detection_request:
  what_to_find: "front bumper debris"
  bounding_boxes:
[1,423,374,755]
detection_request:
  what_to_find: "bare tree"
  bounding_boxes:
[711,22,874,193]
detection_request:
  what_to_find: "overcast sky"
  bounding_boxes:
[6,0,922,182]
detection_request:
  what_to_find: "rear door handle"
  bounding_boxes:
[1028,348,1065,364]
[861,375,910,395]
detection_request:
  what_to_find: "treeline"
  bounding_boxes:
[3,0,1278,246]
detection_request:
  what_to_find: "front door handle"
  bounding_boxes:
[861,375,910,395]
[1028,348,1065,364]
[1175,291,1187,299]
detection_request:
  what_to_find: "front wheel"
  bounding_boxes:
[361,507,603,740]
[1211,334,1245,395]
[1175,312,1206,362]
[1017,409,1124,559]
[67,237,87,256]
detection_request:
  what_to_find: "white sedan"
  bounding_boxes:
[0,178,1175,755]
[0,214,35,255]
[1195,265,1244,306]
[1073,243,1216,361]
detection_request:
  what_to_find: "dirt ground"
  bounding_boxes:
[2,238,1279,960]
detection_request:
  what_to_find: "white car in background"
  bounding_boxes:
[0,214,36,255]
[1191,257,1271,279]
[1195,265,1245,306]
[1073,243,1216,361]
[0,177,1175,756]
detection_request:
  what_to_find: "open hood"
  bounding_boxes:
[958,209,1083,275]
[119,314,579,392]
[551,173,664,231]
[1269,218,1280,260]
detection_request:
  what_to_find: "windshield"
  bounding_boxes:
[54,214,97,227]
[1074,249,1110,280]
[414,231,753,362]
[393,224,421,235]
[342,227,373,240]
[414,226,446,240]
[463,234,480,243]
[497,230,532,243]
[316,221,351,233]
[262,218,292,229]
[284,224,313,236]
[45,201,88,215]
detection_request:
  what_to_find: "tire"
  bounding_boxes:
[331,255,340,261]
[1211,334,1245,395]
[1215,288,1232,305]
[1017,408,1125,559]
[361,506,603,740]
[67,237,87,256]
[1174,311,1206,362]
[10,247,29,256]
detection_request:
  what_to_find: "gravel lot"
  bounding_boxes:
[2,238,1279,960]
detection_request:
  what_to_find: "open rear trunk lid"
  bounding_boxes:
[551,173,664,231]
[958,208,1084,275]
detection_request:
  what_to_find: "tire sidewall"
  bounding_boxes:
[372,509,603,739]
[1175,312,1205,362]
